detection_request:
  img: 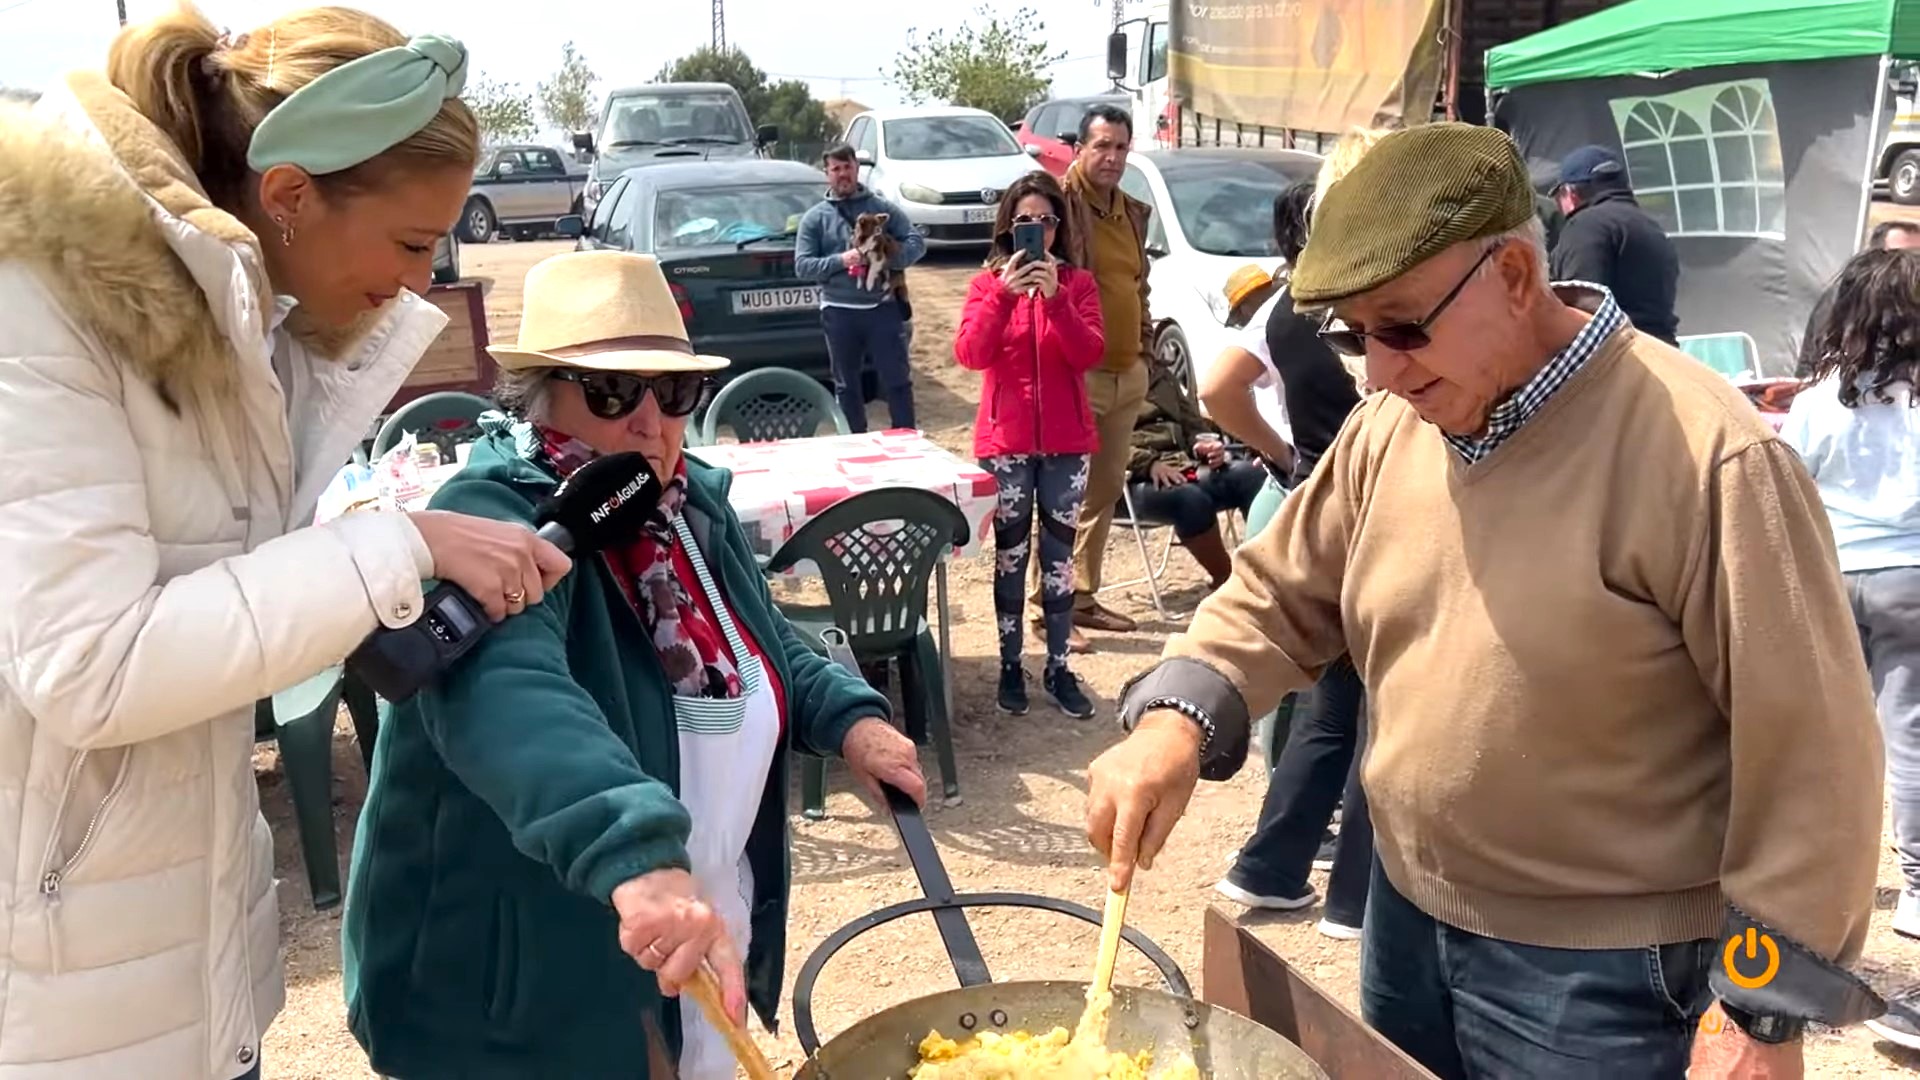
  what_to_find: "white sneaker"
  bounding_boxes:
[1214,877,1318,911]
[1317,917,1363,940]
[1895,888,1920,939]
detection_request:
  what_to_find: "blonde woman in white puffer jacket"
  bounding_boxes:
[0,6,571,1076]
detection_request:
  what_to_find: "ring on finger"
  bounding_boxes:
[505,588,526,605]
[643,941,668,963]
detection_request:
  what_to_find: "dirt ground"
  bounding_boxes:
[256,238,1920,1077]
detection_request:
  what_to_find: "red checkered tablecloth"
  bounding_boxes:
[688,429,996,578]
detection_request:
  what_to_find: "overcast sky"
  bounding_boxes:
[1,0,1125,118]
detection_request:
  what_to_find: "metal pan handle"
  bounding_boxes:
[882,782,992,988]
[818,625,992,988]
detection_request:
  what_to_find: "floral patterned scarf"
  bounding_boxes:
[533,426,744,699]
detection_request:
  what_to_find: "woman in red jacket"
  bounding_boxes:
[954,172,1106,718]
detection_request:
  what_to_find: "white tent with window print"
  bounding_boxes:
[1486,0,1920,378]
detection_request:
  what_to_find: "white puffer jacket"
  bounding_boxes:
[0,75,445,1078]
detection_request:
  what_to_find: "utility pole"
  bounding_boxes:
[116,0,126,24]
[711,0,725,50]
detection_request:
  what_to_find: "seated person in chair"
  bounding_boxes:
[1122,354,1269,589]
[343,251,926,1080]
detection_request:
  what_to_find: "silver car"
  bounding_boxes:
[431,233,459,285]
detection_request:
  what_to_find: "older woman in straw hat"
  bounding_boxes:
[344,250,925,1080]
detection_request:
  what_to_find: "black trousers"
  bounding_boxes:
[1124,461,1268,540]
[1227,655,1372,926]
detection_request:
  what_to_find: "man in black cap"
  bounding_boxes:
[1551,143,1681,345]
[1083,122,1884,1079]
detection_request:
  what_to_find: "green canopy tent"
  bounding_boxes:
[1487,0,1920,91]
[1487,0,1920,376]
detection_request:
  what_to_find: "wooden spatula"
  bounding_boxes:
[1077,886,1131,1046]
[684,961,779,1080]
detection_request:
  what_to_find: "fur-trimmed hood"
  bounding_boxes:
[0,71,278,403]
[0,69,454,533]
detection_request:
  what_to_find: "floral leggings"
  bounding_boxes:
[984,453,1091,671]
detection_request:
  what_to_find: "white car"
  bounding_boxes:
[1117,148,1324,393]
[841,106,1046,248]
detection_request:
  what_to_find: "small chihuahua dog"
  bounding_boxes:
[851,212,901,293]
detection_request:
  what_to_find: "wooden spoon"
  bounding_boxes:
[684,962,779,1080]
[1076,886,1131,1047]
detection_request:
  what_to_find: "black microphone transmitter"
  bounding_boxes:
[345,451,663,702]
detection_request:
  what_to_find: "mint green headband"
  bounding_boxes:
[246,34,468,176]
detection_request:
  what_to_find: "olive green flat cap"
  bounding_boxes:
[1292,122,1537,307]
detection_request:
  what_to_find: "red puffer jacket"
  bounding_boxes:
[952,264,1106,459]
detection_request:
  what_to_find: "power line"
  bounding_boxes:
[764,54,1101,84]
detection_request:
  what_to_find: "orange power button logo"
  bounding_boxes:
[1722,928,1780,990]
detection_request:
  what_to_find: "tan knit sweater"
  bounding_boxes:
[1173,324,1882,960]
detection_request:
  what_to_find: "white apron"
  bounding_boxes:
[669,516,781,1080]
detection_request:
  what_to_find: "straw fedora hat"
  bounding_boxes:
[1222,263,1277,311]
[486,250,731,373]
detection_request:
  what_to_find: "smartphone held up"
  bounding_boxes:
[1012,221,1047,265]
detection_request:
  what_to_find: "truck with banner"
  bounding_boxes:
[1110,0,1628,144]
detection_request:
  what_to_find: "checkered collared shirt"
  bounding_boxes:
[1441,283,1626,464]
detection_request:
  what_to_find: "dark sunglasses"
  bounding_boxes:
[551,369,710,419]
[1012,212,1060,226]
[1316,244,1499,357]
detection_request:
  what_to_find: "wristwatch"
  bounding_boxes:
[1720,1002,1805,1044]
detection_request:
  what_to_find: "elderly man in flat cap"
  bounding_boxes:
[1083,123,1885,1079]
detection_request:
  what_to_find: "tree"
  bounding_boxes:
[759,80,835,147]
[655,45,764,103]
[885,5,1065,124]
[655,46,836,149]
[466,75,536,144]
[538,42,599,135]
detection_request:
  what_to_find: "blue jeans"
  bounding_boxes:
[1227,655,1371,927]
[1361,861,1715,1079]
[822,303,913,432]
[1848,566,1920,890]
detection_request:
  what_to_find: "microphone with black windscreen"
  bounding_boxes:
[345,452,663,701]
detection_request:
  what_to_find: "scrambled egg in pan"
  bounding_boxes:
[909,1026,1202,1080]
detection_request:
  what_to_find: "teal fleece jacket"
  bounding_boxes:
[341,426,889,1079]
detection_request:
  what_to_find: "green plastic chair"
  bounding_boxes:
[766,487,970,817]
[372,391,493,459]
[1678,332,1759,381]
[701,366,850,444]
[253,667,348,909]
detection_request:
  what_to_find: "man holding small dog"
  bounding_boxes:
[796,143,926,431]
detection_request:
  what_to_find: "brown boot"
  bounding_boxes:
[1031,617,1091,654]
[1073,601,1138,633]
[1184,526,1235,589]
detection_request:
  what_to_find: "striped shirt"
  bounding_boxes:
[1442,284,1625,464]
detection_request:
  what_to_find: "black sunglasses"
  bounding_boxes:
[551,369,710,419]
[1316,244,1499,357]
